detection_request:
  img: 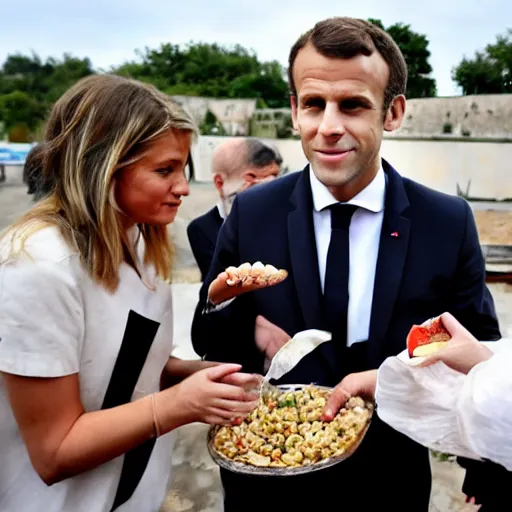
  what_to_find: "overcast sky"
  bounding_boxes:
[1,0,510,97]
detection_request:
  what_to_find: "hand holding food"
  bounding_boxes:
[158,364,259,428]
[407,315,451,358]
[208,262,288,305]
[413,312,493,374]
[321,370,378,421]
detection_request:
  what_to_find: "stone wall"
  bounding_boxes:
[247,95,512,139]
[395,94,512,138]
[191,135,512,200]
[171,96,257,136]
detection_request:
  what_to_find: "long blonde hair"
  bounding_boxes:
[3,74,197,291]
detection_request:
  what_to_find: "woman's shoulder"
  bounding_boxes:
[0,224,79,265]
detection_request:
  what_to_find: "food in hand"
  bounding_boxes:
[410,341,449,358]
[225,261,288,287]
[212,385,373,468]
[407,316,451,358]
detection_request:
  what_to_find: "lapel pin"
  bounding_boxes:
[391,231,399,238]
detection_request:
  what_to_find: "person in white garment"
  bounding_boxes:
[0,74,260,512]
[322,312,512,472]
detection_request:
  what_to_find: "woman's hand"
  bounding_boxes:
[160,357,220,389]
[158,364,260,426]
[416,312,493,374]
[321,370,378,421]
[161,357,263,390]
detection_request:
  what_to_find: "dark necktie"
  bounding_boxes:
[323,203,358,345]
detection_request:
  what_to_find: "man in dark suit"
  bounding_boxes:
[186,202,224,281]
[191,17,501,512]
[187,138,282,280]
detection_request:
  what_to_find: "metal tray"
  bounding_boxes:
[207,384,374,477]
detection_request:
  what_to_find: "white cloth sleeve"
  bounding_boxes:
[0,258,83,377]
[375,341,512,468]
[203,297,235,314]
[457,339,512,470]
[375,351,479,460]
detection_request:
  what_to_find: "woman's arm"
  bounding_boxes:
[3,372,180,486]
[3,362,258,486]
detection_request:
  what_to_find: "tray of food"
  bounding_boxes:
[207,384,374,476]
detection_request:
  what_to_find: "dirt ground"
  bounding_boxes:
[474,209,512,245]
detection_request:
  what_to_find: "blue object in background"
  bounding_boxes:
[0,143,36,165]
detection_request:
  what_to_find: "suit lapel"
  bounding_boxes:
[212,205,224,228]
[287,167,340,378]
[287,167,325,329]
[368,160,411,364]
[208,206,224,246]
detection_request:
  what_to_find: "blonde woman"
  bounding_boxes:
[0,75,260,512]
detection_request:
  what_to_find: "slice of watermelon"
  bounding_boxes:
[407,316,451,357]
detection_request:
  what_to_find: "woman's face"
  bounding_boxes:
[115,129,191,227]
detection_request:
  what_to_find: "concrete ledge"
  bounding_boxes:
[384,134,512,143]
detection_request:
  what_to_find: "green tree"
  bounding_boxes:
[0,90,45,141]
[0,53,93,102]
[43,54,94,102]
[452,29,512,94]
[229,62,289,107]
[369,19,437,98]
[114,42,289,107]
[0,52,94,138]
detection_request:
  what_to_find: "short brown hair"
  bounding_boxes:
[288,17,408,109]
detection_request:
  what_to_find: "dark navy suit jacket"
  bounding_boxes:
[187,206,223,281]
[191,161,501,511]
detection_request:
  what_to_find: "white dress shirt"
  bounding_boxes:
[216,202,226,220]
[309,166,386,347]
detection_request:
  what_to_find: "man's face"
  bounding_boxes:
[219,162,281,215]
[241,162,280,189]
[291,43,404,201]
